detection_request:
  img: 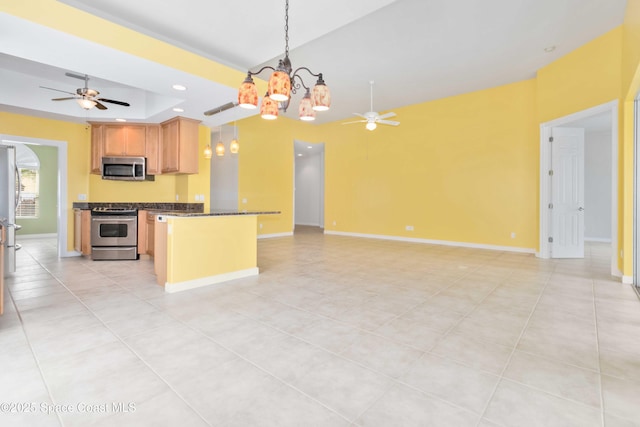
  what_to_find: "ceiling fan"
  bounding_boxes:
[343,80,400,130]
[40,72,130,110]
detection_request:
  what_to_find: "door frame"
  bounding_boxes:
[538,100,619,276]
[0,134,73,258]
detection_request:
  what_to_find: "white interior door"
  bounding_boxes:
[551,127,585,258]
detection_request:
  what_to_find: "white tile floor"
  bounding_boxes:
[1,228,640,426]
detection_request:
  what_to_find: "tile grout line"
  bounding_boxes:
[6,249,66,427]
[15,244,215,427]
[473,260,555,427]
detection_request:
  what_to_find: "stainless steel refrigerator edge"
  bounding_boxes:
[0,145,21,276]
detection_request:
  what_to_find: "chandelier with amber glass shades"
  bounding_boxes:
[237,0,331,121]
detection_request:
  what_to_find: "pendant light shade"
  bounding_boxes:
[203,144,213,159]
[298,89,315,121]
[311,75,331,111]
[260,94,279,120]
[215,141,225,156]
[230,139,239,154]
[238,75,258,109]
[268,70,291,102]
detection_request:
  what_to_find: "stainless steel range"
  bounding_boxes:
[91,207,138,260]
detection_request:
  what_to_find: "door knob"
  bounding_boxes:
[578,207,584,211]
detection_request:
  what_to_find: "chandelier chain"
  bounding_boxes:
[284,0,289,58]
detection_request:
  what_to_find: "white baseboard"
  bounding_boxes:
[584,237,612,243]
[164,267,259,293]
[323,230,536,254]
[622,275,634,285]
[17,233,57,239]
[295,223,323,227]
[258,232,293,239]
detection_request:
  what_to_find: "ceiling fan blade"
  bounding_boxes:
[97,98,130,107]
[51,97,76,101]
[342,120,367,125]
[65,72,88,81]
[40,86,76,95]
[204,102,238,116]
[377,112,396,120]
[378,120,400,126]
[94,101,108,110]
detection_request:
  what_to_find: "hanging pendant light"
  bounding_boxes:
[230,139,239,154]
[311,75,331,111]
[215,141,225,156]
[260,93,279,120]
[298,89,315,121]
[237,0,330,121]
[203,144,213,159]
[238,75,258,109]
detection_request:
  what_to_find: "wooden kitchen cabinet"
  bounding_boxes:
[137,210,147,255]
[160,117,200,174]
[103,125,146,156]
[90,124,104,174]
[73,209,92,255]
[145,125,162,175]
[146,212,156,257]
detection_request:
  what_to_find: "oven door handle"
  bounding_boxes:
[91,216,137,223]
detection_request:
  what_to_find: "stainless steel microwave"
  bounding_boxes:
[101,156,147,181]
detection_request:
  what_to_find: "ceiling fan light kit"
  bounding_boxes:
[237,0,330,121]
[41,72,130,111]
[343,80,400,130]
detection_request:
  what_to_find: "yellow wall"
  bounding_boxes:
[0,112,88,251]
[237,115,323,235]
[165,215,257,285]
[537,28,622,123]
[321,79,539,249]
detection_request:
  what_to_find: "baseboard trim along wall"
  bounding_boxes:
[323,230,536,254]
[585,237,612,243]
[258,232,294,239]
[164,267,259,293]
[622,275,634,285]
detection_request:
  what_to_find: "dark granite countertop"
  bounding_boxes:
[72,202,204,213]
[157,210,280,217]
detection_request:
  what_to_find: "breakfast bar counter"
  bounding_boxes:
[154,210,279,293]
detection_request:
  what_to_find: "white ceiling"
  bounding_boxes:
[0,0,628,128]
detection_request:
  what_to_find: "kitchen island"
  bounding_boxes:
[154,210,279,293]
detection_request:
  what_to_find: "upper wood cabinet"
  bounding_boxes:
[89,117,199,176]
[160,117,201,174]
[90,124,104,174]
[103,125,146,157]
[145,125,162,176]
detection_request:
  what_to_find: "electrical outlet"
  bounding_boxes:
[175,194,179,201]
[259,223,263,229]
[78,194,87,201]
[510,232,516,239]
[242,198,247,204]
[405,225,414,231]
[332,221,336,226]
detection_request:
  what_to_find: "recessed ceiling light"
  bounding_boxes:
[115,118,126,122]
[544,46,556,53]
[173,107,184,112]
[172,84,187,91]
[307,146,313,149]
[297,153,303,156]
